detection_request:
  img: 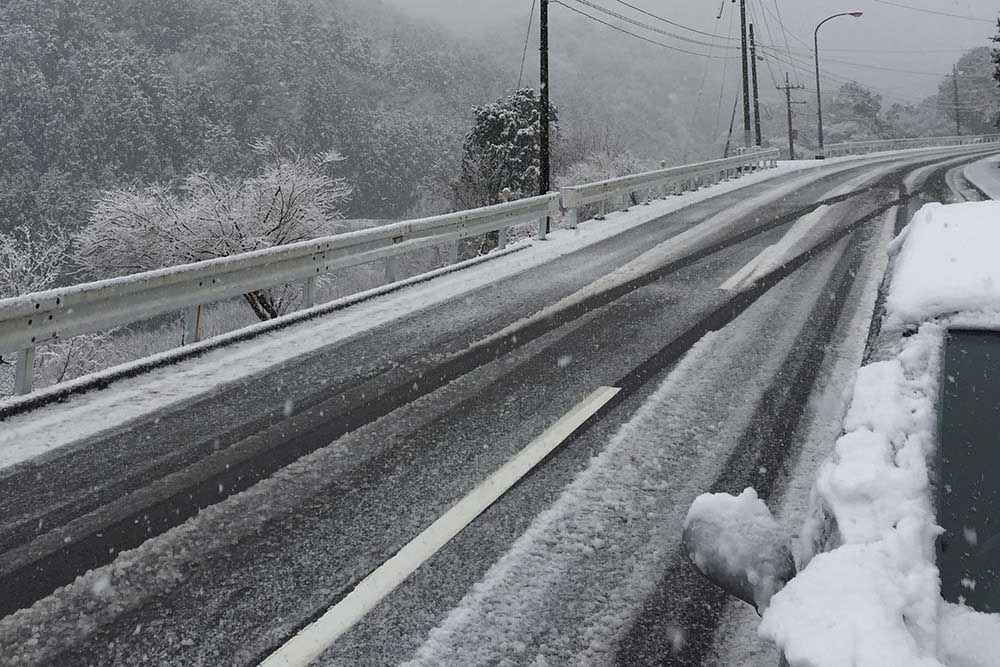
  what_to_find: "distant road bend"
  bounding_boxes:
[0,145,997,667]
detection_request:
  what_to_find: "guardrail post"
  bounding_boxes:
[385,256,399,283]
[448,240,459,264]
[537,216,548,240]
[184,305,202,345]
[13,347,35,396]
[497,188,512,249]
[566,207,578,229]
[301,276,316,310]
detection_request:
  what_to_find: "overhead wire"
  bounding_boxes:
[869,0,996,24]
[516,0,538,90]
[565,0,742,51]
[690,6,721,134]
[748,0,781,89]
[611,0,741,41]
[768,0,801,85]
[551,0,738,59]
[713,4,738,139]
[758,48,994,111]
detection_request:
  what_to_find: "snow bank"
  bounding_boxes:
[886,202,1000,326]
[759,325,945,666]
[963,155,1000,201]
[761,200,1000,666]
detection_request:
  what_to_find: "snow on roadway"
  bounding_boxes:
[0,159,834,470]
[402,240,850,666]
[759,202,1000,667]
[0,146,985,473]
[2,151,913,472]
[706,204,900,666]
[964,155,1000,200]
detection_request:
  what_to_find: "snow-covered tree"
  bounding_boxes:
[0,223,69,299]
[453,88,558,210]
[75,140,353,321]
[825,82,887,143]
[943,47,1000,133]
[0,222,75,397]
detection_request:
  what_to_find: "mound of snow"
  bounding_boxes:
[683,488,794,612]
[886,201,1000,325]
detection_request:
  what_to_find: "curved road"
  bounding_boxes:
[0,147,995,666]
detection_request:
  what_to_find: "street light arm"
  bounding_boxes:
[814,11,865,43]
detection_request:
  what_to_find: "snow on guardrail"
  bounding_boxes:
[0,152,781,397]
[825,133,1000,158]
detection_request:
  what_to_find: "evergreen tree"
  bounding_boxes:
[454,89,558,210]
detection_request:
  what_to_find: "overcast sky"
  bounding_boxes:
[383,0,999,102]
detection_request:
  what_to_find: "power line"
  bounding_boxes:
[517,0,538,90]
[611,0,741,41]
[749,0,781,88]
[768,0,801,85]
[869,0,996,24]
[759,44,948,78]
[551,0,737,58]
[754,0,813,51]
[759,49,994,110]
[713,5,738,140]
[690,6,722,139]
[567,0,742,51]
[779,45,977,55]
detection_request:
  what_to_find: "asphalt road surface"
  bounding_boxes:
[0,146,996,667]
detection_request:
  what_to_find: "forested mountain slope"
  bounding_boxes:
[0,0,510,233]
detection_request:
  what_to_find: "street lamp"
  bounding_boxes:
[814,11,864,158]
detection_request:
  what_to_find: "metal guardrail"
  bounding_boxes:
[824,133,1000,158]
[1,149,785,397]
[6,135,996,399]
[1,193,560,395]
[560,149,780,227]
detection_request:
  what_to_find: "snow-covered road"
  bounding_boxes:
[1,146,998,667]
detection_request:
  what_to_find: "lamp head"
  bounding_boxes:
[849,11,864,17]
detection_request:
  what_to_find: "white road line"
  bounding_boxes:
[258,385,622,667]
[719,206,829,292]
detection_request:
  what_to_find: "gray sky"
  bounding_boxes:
[383,0,999,103]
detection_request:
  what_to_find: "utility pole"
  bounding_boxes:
[953,64,962,136]
[738,0,752,149]
[749,23,762,147]
[777,72,806,160]
[539,0,551,233]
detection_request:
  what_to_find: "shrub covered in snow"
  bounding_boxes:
[75,140,353,321]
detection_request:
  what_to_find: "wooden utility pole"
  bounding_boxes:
[539,0,551,234]
[539,0,551,197]
[777,72,806,160]
[739,0,752,149]
[953,64,962,136]
[749,23,762,147]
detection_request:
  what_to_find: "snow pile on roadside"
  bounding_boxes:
[886,201,1000,326]
[759,324,944,667]
[758,201,1000,667]
[963,155,1000,201]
